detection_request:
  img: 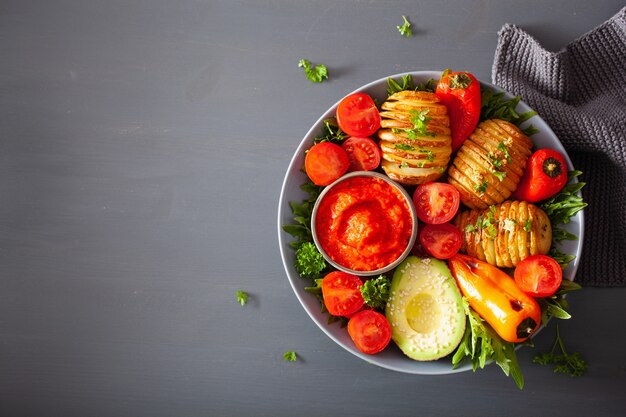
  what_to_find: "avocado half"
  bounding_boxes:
[385,256,466,361]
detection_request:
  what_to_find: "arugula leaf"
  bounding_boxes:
[480,88,538,134]
[538,279,582,324]
[283,180,323,249]
[452,298,524,389]
[236,290,249,306]
[397,16,412,38]
[360,275,391,310]
[386,74,436,96]
[298,59,328,83]
[541,171,587,268]
[283,351,297,362]
[540,171,587,226]
[533,324,586,376]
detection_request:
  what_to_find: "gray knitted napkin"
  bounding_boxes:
[492,7,626,287]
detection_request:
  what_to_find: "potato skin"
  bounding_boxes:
[454,200,552,268]
[447,119,533,210]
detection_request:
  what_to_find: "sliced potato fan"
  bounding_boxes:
[447,119,533,210]
[378,91,452,186]
[454,200,552,268]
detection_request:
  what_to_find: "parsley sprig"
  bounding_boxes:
[298,59,329,83]
[314,118,347,144]
[533,324,587,376]
[236,290,249,306]
[397,16,412,38]
[360,275,391,310]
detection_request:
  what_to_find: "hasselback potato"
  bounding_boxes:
[447,119,533,210]
[378,91,452,185]
[454,200,552,268]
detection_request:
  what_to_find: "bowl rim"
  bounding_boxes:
[277,70,585,375]
[310,170,418,277]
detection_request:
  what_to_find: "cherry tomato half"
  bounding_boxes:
[435,71,481,152]
[347,310,392,355]
[304,142,350,186]
[514,255,563,298]
[341,137,382,172]
[419,223,462,259]
[321,271,365,317]
[336,93,381,138]
[412,182,460,224]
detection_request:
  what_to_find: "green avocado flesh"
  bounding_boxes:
[385,256,466,361]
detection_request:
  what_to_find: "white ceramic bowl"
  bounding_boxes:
[277,71,584,374]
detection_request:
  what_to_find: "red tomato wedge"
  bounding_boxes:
[336,93,381,137]
[514,255,563,298]
[341,137,382,172]
[435,71,481,152]
[321,271,365,317]
[347,310,392,355]
[419,223,462,259]
[412,182,460,224]
[304,142,350,186]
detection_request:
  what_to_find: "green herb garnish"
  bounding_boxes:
[474,180,488,193]
[453,298,524,389]
[480,89,537,130]
[298,59,328,83]
[492,170,506,181]
[386,75,435,96]
[282,180,323,250]
[541,170,587,268]
[360,275,391,310]
[395,143,416,152]
[533,324,586,377]
[283,351,298,362]
[294,242,327,278]
[540,171,587,226]
[397,16,412,38]
[236,290,249,306]
[314,118,347,144]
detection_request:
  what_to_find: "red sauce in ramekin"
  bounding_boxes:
[314,175,413,272]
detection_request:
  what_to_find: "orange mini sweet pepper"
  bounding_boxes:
[448,254,541,343]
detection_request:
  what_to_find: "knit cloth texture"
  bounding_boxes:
[492,7,626,287]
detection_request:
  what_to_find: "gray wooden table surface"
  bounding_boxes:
[1,1,625,416]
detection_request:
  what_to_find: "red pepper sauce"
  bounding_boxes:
[315,176,413,272]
